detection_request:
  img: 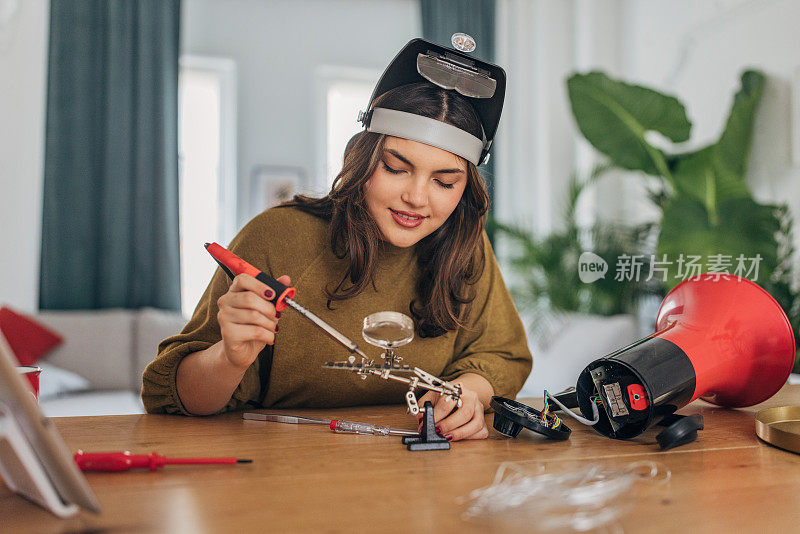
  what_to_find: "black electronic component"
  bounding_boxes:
[489,397,571,440]
[547,387,579,410]
[576,341,682,439]
[656,414,704,450]
[402,401,450,451]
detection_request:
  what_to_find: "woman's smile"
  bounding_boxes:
[389,208,426,228]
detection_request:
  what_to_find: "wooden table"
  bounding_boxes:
[3,386,800,533]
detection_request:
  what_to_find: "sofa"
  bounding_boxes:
[32,308,187,417]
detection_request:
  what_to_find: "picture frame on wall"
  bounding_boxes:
[248,165,306,219]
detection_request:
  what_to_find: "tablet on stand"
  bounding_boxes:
[0,330,100,517]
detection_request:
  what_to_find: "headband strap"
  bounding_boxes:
[365,108,484,166]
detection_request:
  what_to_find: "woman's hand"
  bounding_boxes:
[216,273,291,369]
[415,373,494,441]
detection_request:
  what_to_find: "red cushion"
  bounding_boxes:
[0,307,63,366]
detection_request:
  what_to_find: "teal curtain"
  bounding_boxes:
[421,0,496,63]
[420,0,497,229]
[40,0,181,311]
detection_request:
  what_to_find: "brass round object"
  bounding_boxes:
[755,405,800,455]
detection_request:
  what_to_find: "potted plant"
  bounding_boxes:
[566,69,800,370]
[489,164,656,337]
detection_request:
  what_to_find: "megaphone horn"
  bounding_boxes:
[576,274,796,439]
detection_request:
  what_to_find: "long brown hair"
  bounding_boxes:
[283,83,490,337]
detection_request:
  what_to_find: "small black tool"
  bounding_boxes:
[656,414,704,450]
[490,397,571,440]
[402,401,450,451]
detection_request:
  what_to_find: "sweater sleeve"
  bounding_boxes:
[140,221,266,415]
[439,233,533,399]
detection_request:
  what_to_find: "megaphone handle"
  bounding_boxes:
[656,414,703,450]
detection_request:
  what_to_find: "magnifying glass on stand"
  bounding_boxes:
[361,311,414,368]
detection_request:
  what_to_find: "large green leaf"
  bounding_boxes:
[656,197,780,289]
[669,146,750,219]
[567,72,691,177]
[667,70,765,215]
[715,70,765,179]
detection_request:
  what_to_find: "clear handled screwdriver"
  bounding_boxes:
[330,419,418,437]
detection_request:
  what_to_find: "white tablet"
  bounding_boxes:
[0,330,100,516]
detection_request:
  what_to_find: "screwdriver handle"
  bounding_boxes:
[74,451,243,472]
[330,420,391,435]
[205,242,296,311]
[74,451,165,472]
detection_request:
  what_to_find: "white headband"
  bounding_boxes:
[365,107,484,166]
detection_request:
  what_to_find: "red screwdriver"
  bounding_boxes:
[74,451,253,472]
[204,242,369,361]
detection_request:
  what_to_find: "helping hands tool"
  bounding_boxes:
[242,412,418,437]
[205,244,462,413]
[204,243,461,451]
[204,242,369,361]
[73,451,252,472]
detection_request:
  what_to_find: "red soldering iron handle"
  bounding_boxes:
[204,242,296,312]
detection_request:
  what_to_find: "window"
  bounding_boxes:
[315,67,378,192]
[178,57,237,316]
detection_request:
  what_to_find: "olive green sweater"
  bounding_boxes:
[141,207,532,414]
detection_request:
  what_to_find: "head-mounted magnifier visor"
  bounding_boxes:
[360,38,506,166]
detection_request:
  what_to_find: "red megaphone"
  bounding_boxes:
[576,274,796,439]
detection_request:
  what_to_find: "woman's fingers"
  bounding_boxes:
[216,273,293,365]
[414,392,460,433]
[413,387,489,441]
[222,289,277,318]
[436,397,475,434]
[228,273,292,302]
[415,393,456,421]
[221,323,275,347]
[444,402,488,441]
[228,273,276,299]
[220,273,292,320]
[431,394,459,422]
[218,306,277,333]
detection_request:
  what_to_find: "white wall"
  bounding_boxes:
[619,0,800,228]
[181,0,420,229]
[5,0,797,312]
[495,0,625,237]
[0,0,49,312]
[496,0,800,242]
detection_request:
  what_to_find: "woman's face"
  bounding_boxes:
[364,136,468,248]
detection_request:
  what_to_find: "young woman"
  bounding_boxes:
[142,42,532,442]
